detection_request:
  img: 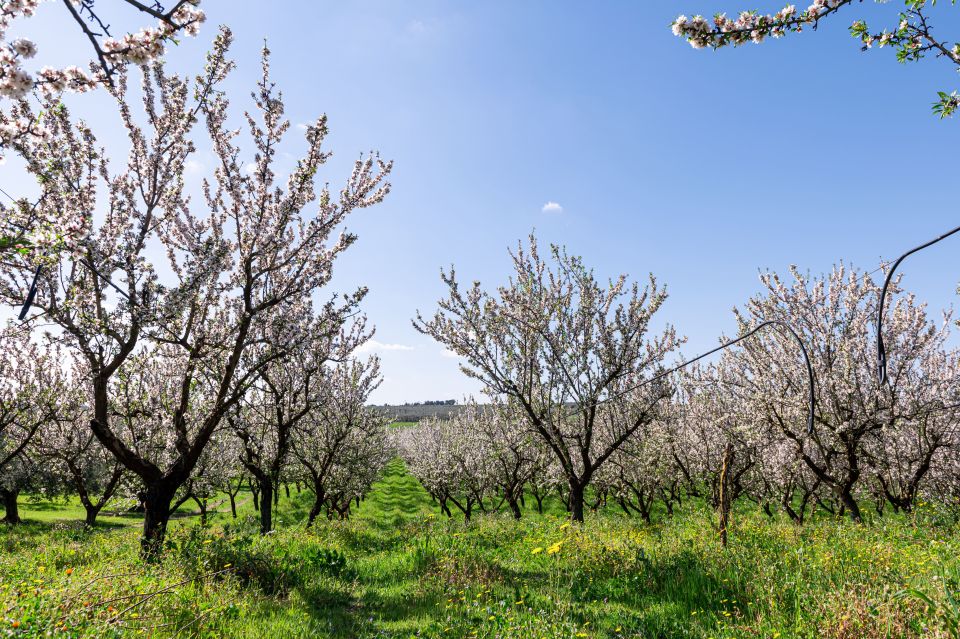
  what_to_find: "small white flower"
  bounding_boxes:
[672,15,688,37]
[11,37,37,58]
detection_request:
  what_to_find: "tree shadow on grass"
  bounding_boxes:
[5,516,130,531]
[566,548,751,635]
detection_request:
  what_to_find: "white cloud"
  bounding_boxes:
[541,201,563,213]
[243,162,257,175]
[356,340,415,354]
[407,19,427,35]
[185,159,204,174]
[441,348,459,358]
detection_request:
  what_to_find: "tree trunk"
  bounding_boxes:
[838,488,862,524]
[506,493,522,519]
[250,480,260,512]
[718,443,734,548]
[307,494,323,527]
[229,493,237,518]
[84,503,102,527]
[307,483,326,528]
[569,481,585,523]
[782,487,805,524]
[141,484,174,561]
[639,501,651,524]
[1,488,20,524]
[193,496,208,526]
[259,480,274,534]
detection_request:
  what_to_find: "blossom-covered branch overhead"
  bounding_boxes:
[672,0,960,117]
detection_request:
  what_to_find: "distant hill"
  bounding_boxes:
[373,402,462,422]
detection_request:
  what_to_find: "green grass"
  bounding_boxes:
[2,460,959,638]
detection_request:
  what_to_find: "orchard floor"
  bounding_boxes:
[2,460,959,638]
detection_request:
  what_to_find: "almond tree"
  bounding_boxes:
[0,30,390,556]
[726,265,949,522]
[671,1,960,118]
[0,328,66,523]
[398,416,492,520]
[292,357,388,525]
[599,400,691,521]
[470,400,543,519]
[925,425,960,510]
[396,421,451,516]
[866,346,960,512]
[415,236,682,521]
[37,404,125,527]
[441,412,495,520]
[209,433,246,519]
[676,365,779,510]
[231,309,371,534]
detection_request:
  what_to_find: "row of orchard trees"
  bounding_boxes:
[0,328,391,533]
[0,28,394,559]
[408,238,960,525]
[0,326,391,532]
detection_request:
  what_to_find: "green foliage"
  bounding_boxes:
[934,91,960,118]
[166,516,354,597]
[2,461,959,637]
[896,563,960,638]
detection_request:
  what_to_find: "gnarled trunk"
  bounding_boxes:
[259,480,274,534]
[84,503,102,527]
[838,488,862,524]
[506,493,522,519]
[141,483,174,561]
[569,481,585,523]
[250,479,260,512]
[307,485,326,527]
[192,495,209,526]
[1,488,20,524]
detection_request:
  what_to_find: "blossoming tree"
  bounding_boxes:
[292,357,390,525]
[0,327,66,523]
[415,235,682,522]
[0,29,391,556]
[36,393,126,527]
[720,265,957,522]
[231,309,372,534]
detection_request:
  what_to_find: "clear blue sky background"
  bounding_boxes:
[9,1,960,404]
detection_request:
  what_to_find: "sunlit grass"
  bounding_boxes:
[1,460,958,637]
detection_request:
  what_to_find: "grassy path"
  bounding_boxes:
[355,457,437,523]
[5,459,960,638]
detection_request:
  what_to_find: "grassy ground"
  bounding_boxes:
[1,460,959,638]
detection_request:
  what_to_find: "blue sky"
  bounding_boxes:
[9,1,960,404]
